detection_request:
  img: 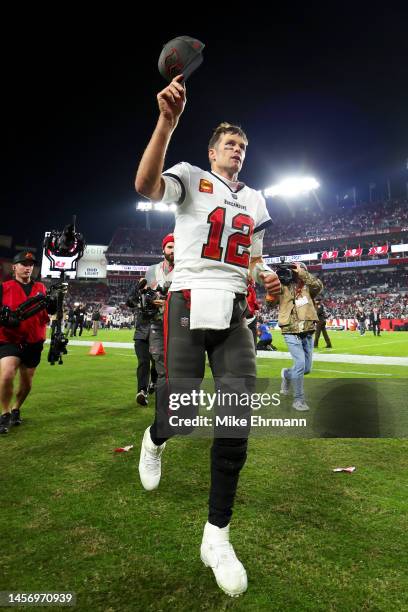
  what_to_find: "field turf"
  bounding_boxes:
[1,330,407,610]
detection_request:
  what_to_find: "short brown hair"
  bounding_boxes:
[208,122,248,149]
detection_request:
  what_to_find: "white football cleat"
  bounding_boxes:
[292,399,310,411]
[138,427,166,491]
[280,368,291,395]
[200,521,247,597]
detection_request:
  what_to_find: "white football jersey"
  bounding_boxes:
[161,162,272,292]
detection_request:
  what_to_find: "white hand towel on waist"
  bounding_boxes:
[190,289,235,330]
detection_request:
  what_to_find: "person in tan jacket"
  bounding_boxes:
[269,262,323,411]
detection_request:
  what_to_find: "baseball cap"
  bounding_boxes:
[13,251,38,265]
[158,36,205,82]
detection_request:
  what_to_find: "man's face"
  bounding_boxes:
[14,262,34,282]
[209,133,247,177]
[164,242,174,264]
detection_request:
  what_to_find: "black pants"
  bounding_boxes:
[372,321,381,336]
[314,321,332,348]
[257,338,272,350]
[149,323,165,379]
[150,291,256,528]
[73,321,83,336]
[134,339,157,392]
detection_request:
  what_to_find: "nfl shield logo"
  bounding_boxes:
[231,193,238,200]
[180,317,189,327]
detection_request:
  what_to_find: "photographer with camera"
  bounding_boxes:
[128,281,158,406]
[127,234,174,406]
[0,252,57,434]
[256,322,277,351]
[269,260,323,411]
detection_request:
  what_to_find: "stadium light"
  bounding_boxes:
[136,201,152,211]
[153,202,170,212]
[135,201,177,213]
[263,176,320,198]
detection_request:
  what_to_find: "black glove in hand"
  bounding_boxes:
[0,305,20,328]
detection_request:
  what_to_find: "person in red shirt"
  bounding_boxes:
[0,251,55,434]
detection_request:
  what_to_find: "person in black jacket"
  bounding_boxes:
[313,298,332,348]
[369,307,381,336]
[67,307,75,337]
[91,307,101,336]
[73,304,85,337]
[127,283,157,406]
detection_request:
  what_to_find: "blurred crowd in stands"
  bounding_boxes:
[105,200,408,260]
[107,229,167,258]
[264,199,408,248]
[4,197,406,331]
[317,269,408,293]
[259,268,408,322]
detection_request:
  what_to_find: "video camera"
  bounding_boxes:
[127,279,171,319]
[44,218,85,364]
[0,217,84,365]
[275,257,297,286]
[0,282,67,330]
[43,216,85,263]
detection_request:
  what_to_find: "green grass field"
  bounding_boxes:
[54,327,408,358]
[1,331,407,611]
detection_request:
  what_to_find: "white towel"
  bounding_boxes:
[190,289,235,330]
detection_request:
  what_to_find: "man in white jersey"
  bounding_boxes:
[135,74,280,597]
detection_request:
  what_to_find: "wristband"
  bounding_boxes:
[252,262,273,285]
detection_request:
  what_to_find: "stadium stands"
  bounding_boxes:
[40,197,406,328]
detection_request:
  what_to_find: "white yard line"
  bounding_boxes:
[313,368,393,376]
[329,339,407,352]
[46,340,134,349]
[53,340,408,367]
[256,350,408,367]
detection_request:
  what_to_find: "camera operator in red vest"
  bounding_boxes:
[0,251,56,434]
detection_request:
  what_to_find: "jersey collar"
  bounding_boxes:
[210,171,246,193]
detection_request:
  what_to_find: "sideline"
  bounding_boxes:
[54,340,408,367]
